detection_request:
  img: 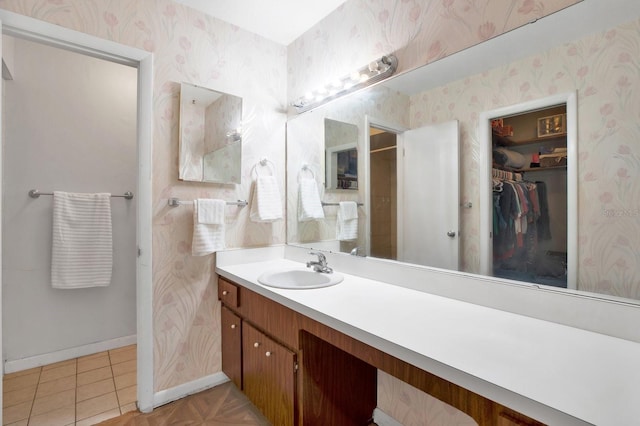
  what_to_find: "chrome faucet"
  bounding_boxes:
[306,251,333,274]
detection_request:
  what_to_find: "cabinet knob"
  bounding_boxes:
[254,342,260,348]
[230,324,236,329]
[222,290,228,296]
[265,351,271,357]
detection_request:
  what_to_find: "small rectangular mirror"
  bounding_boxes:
[179,82,242,184]
[324,118,358,190]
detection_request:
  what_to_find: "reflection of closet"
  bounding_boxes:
[491,105,567,287]
[369,128,397,260]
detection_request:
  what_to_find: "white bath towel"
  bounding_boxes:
[250,176,283,222]
[51,191,113,289]
[192,199,226,256]
[336,201,358,240]
[298,178,325,222]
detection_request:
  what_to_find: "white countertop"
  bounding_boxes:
[216,250,640,426]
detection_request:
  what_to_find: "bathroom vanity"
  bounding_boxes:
[216,246,640,426]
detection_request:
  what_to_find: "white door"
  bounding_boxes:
[398,120,459,270]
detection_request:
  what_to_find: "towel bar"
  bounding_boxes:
[321,201,364,207]
[168,198,248,207]
[29,189,134,199]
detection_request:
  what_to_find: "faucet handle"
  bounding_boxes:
[307,251,332,273]
[309,251,326,263]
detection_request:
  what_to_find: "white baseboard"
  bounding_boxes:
[153,372,229,408]
[373,408,404,426]
[4,334,137,373]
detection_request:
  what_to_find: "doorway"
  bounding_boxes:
[0,9,154,418]
[365,117,460,270]
[2,35,138,424]
[479,93,577,289]
[369,128,398,260]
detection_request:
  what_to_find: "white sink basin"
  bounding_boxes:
[257,267,344,289]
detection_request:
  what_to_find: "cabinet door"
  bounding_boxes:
[243,322,296,426]
[221,306,242,389]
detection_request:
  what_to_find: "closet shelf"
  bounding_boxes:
[520,165,567,173]
[494,133,567,147]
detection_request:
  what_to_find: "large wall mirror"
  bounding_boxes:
[179,82,242,184]
[286,1,640,303]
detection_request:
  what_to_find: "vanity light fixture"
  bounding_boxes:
[291,54,398,113]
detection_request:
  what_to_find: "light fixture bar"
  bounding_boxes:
[291,54,398,113]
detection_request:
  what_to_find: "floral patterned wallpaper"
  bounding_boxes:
[288,7,640,425]
[287,0,580,107]
[0,0,287,391]
[410,17,640,300]
[0,1,586,420]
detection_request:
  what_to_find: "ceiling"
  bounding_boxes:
[173,0,348,45]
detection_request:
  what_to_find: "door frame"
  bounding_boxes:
[363,116,407,258]
[0,10,154,414]
[478,92,578,289]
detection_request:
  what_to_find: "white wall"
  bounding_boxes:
[2,37,137,363]
[2,34,14,80]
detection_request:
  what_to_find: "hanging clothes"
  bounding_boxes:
[491,170,544,268]
[536,181,552,241]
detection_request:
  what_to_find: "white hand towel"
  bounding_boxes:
[298,178,325,222]
[250,176,283,222]
[196,198,225,225]
[336,201,358,240]
[51,191,113,289]
[192,199,226,256]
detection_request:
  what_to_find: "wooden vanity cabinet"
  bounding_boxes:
[242,321,296,426]
[219,279,239,308]
[218,276,543,426]
[220,306,242,389]
[218,277,376,426]
[219,279,298,426]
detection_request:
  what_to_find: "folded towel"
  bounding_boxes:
[196,198,225,225]
[250,176,283,222]
[493,147,527,169]
[336,201,358,240]
[192,199,226,256]
[51,191,113,289]
[298,178,325,222]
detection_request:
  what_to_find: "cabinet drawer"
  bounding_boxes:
[218,278,239,308]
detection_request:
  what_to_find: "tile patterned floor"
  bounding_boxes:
[3,344,137,426]
[96,382,270,426]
